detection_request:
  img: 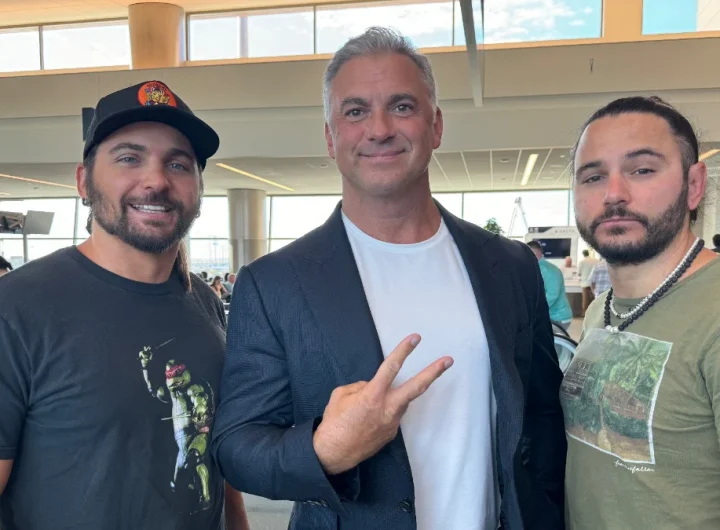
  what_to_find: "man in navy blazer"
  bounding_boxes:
[212,26,566,530]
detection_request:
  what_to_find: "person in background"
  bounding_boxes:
[222,272,236,294]
[564,95,720,530]
[0,80,249,530]
[212,26,565,530]
[712,233,720,253]
[589,258,611,297]
[210,275,228,299]
[577,250,598,316]
[0,256,12,277]
[527,240,573,330]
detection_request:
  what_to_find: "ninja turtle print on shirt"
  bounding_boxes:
[139,338,217,514]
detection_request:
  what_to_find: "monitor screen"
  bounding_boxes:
[535,238,572,259]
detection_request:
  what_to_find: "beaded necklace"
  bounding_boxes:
[604,237,704,334]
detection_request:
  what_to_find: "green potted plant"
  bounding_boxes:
[483,218,504,235]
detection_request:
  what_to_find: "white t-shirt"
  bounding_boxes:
[343,213,499,530]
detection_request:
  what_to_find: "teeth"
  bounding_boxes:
[133,204,169,213]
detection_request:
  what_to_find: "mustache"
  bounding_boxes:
[590,205,649,232]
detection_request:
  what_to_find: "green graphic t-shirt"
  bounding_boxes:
[561,257,720,530]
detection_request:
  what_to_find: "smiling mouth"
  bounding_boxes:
[129,204,172,214]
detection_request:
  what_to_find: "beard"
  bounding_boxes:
[86,174,200,255]
[576,182,689,266]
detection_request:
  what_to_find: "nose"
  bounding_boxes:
[367,109,394,143]
[141,160,171,191]
[604,170,631,206]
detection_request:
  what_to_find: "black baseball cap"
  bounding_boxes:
[83,80,219,169]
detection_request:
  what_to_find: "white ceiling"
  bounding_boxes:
[1,145,719,198]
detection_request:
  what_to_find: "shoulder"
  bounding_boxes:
[189,274,225,321]
[0,247,78,300]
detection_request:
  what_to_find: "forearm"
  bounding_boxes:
[213,419,356,516]
[224,483,250,530]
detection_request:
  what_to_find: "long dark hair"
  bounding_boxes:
[0,256,12,271]
[572,96,700,222]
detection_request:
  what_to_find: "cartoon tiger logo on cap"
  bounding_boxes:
[138,81,177,107]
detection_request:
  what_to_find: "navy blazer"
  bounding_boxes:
[212,203,566,530]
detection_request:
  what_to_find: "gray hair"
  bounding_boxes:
[322,26,438,123]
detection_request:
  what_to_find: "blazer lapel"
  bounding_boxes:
[294,204,414,478]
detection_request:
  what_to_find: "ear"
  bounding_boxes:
[76,163,89,202]
[432,107,443,150]
[687,161,707,212]
[325,122,336,160]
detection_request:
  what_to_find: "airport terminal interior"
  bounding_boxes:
[0,0,719,527]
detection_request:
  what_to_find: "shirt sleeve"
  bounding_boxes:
[0,313,32,460]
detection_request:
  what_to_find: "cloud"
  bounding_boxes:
[583,7,594,14]
[570,19,587,26]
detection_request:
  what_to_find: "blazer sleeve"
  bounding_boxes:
[210,265,356,517]
[523,248,568,520]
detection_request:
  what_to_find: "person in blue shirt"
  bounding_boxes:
[527,241,573,329]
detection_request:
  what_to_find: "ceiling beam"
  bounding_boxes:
[458,0,484,107]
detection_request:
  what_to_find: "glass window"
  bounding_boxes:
[0,27,40,72]
[643,0,709,34]
[189,239,232,278]
[0,239,24,268]
[0,199,77,238]
[433,192,463,217]
[26,238,74,260]
[247,8,314,57]
[269,195,340,239]
[455,0,602,45]
[462,190,570,238]
[188,14,241,60]
[316,0,454,53]
[191,197,230,238]
[268,239,294,252]
[42,21,130,70]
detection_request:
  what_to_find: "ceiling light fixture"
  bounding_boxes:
[700,148,720,162]
[520,153,539,186]
[0,173,76,190]
[216,163,295,192]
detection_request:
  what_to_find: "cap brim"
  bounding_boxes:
[85,106,220,168]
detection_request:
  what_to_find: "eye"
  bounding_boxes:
[632,167,654,176]
[394,103,413,114]
[582,174,603,185]
[168,162,189,172]
[345,108,364,119]
[117,155,139,164]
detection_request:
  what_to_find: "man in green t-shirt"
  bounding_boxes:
[563,95,720,530]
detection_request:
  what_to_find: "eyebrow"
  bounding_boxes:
[109,142,146,154]
[339,93,419,110]
[167,147,196,162]
[388,93,418,107]
[340,97,369,110]
[625,148,666,161]
[575,148,667,175]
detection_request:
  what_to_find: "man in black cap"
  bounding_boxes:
[0,81,249,530]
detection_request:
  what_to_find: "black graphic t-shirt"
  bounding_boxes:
[0,247,227,530]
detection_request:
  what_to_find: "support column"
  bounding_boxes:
[228,189,267,272]
[128,2,186,69]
